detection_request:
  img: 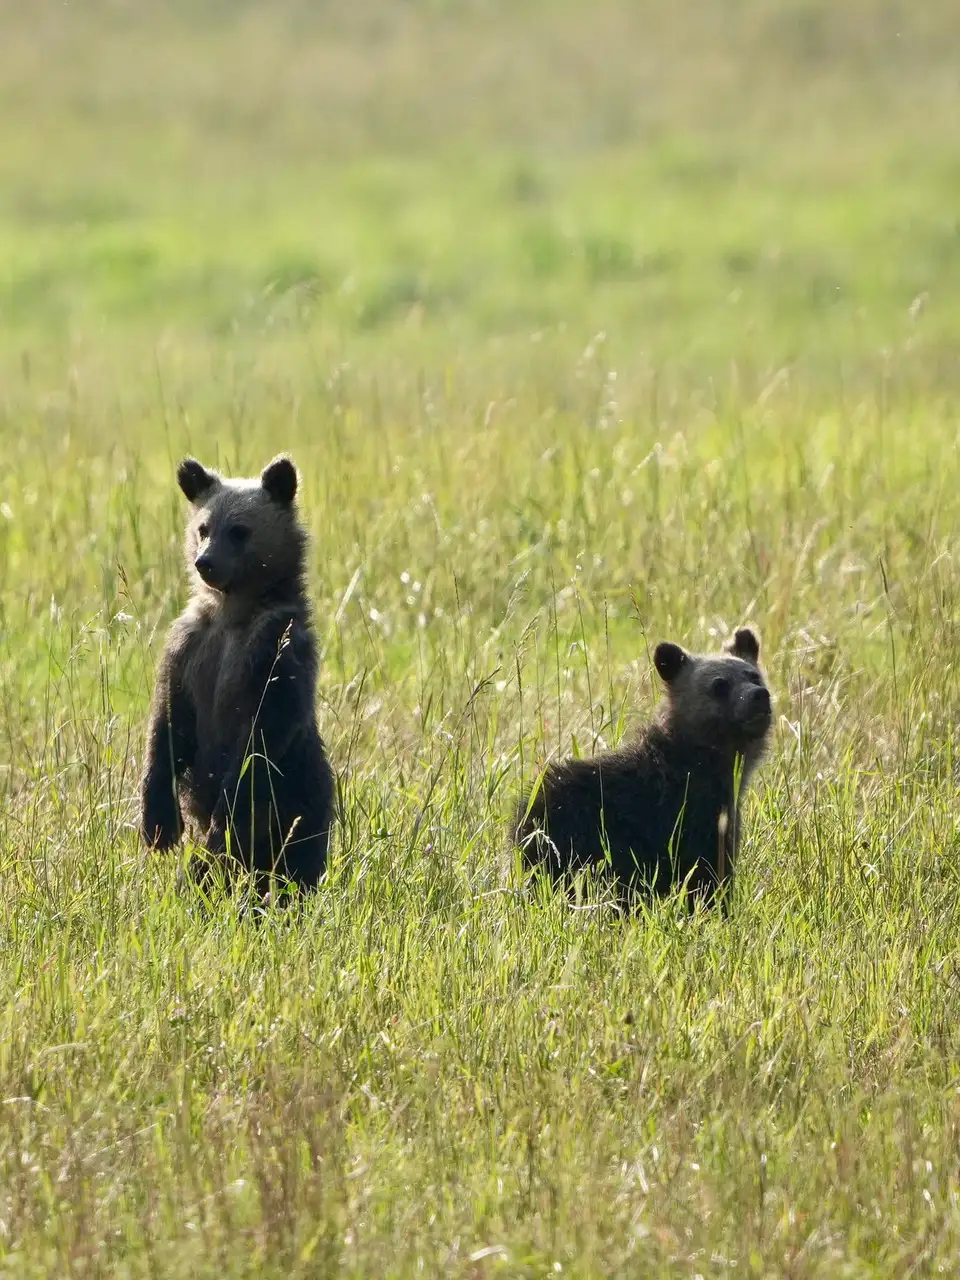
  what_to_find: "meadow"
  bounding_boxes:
[3,0,960,1273]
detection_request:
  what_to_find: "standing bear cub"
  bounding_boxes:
[513,628,772,910]
[140,454,335,894]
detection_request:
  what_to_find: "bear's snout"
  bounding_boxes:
[750,686,771,712]
[194,554,221,587]
[740,683,772,733]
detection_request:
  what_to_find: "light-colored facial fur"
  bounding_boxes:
[177,455,304,600]
[653,627,772,759]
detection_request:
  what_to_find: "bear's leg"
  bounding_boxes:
[141,680,196,850]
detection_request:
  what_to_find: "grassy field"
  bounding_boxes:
[3,0,960,1273]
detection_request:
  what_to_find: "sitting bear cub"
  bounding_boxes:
[139,454,335,894]
[514,628,772,910]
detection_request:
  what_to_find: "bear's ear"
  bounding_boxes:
[261,454,298,505]
[177,457,219,504]
[654,641,688,685]
[724,627,760,665]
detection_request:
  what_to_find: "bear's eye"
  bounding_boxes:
[227,524,251,546]
[710,676,731,700]
[197,522,210,539]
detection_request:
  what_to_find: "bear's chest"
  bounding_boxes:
[184,622,254,746]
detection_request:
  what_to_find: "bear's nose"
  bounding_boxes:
[194,554,215,582]
[750,686,771,713]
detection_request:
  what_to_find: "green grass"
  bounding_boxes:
[4,0,960,1273]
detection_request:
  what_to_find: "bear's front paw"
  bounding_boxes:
[141,791,183,851]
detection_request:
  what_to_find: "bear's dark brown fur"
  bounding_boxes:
[139,454,334,893]
[513,628,772,910]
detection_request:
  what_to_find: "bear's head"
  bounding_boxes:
[177,455,305,598]
[652,627,773,763]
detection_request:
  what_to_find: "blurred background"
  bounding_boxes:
[2,0,958,384]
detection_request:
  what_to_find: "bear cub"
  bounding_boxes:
[140,454,334,893]
[514,627,772,910]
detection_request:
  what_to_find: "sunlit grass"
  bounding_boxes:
[3,0,960,1274]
